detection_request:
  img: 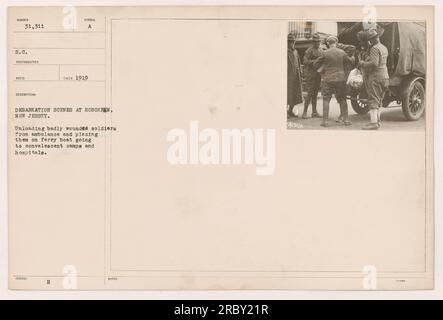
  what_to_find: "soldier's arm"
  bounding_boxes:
[337,43,356,57]
[342,52,355,68]
[303,48,314,66]
[313,54,325,70]
[345,55,356,69]
[296,52,303,77]
[359,46,379,68]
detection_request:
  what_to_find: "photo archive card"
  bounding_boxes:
[8,6,434,290]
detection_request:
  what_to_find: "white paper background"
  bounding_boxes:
[0,0,442,299]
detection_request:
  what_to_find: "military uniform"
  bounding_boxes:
[303,46,322,97]
[362,42,389,110]
[287,45,303,110]
[301,33,323,118]
[314,36,354,126]
[337,43,356,92]
[359,29,389,130]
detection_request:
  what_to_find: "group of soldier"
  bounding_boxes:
[287,28,389,130]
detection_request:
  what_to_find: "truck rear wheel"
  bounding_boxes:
[401,78,425,121]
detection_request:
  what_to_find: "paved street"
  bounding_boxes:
[287,97,425,131]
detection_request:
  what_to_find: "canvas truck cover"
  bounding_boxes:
[338,22,426,85]
[393,22,426,79]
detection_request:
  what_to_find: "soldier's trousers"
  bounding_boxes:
[365,77,389,110]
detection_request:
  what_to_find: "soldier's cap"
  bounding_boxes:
[312,33,321,42]
[287,33,297,41]
[366,28,379,40]
[326,35,338,44]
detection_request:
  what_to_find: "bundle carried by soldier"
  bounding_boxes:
[346,68,364,89]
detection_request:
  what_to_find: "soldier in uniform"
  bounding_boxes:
[336,43,356,123]
[358,29,389,130]
[287,33,303,119]
[302,33,322,119]
[322,38,356,123]
[314,36,354,127]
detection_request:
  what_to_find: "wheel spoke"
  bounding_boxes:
[409,83,424,115]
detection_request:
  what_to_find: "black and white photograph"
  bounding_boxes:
[287,21,426,130]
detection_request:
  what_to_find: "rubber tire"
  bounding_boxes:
[350,93,370,115]
[401,80,425,121]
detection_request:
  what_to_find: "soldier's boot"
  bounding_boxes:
[321,99,330,127]
[311,95,321,117]
[302,96,310,119]
[340,100,352,126]
[362,110,380,130]
[336,115,344,123]
[362,122,380,130]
